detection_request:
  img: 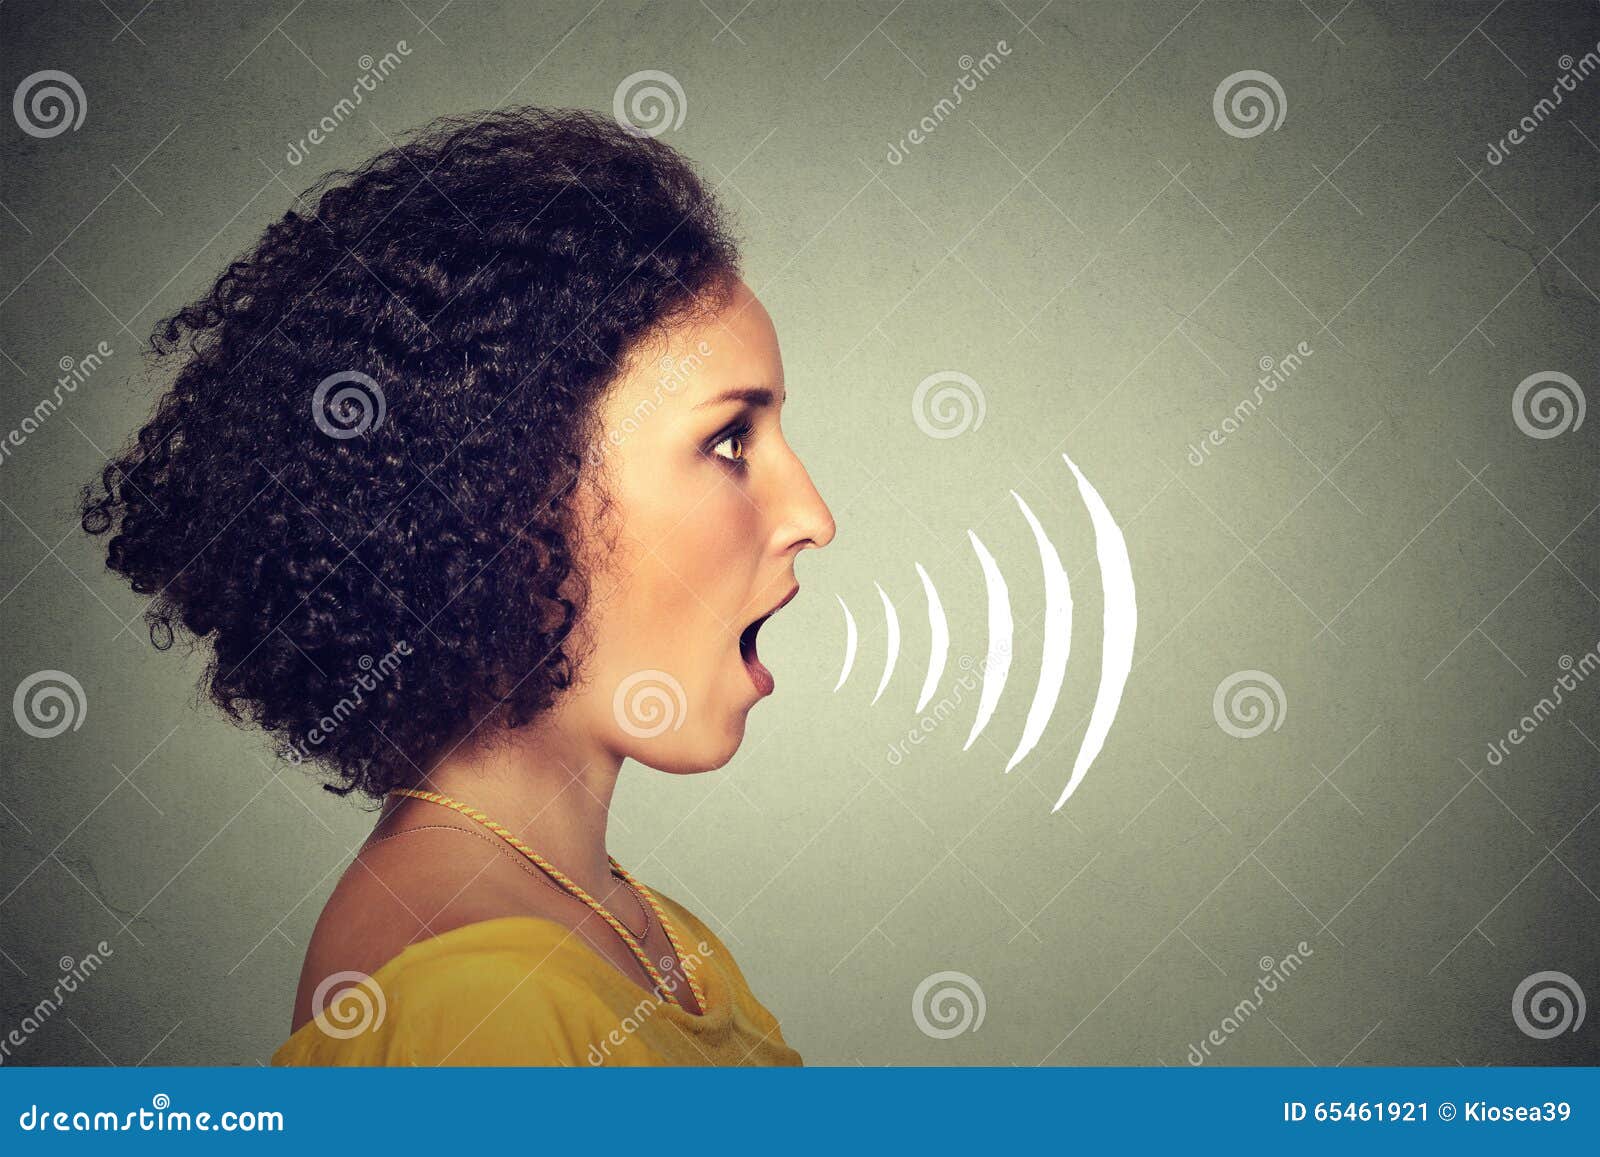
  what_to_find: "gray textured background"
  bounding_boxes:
[2,0,1597,1066]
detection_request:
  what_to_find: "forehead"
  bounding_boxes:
[609,279,782,412]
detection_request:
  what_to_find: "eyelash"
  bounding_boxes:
[708,418,754,472]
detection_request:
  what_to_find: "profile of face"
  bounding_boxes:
[564,278,836,773]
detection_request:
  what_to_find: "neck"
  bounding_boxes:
[389,716,625,900]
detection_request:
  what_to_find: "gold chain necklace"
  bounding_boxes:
[385,787,704,1012]
[368,821,651,940]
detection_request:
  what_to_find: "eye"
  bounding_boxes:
[709,419,753,469]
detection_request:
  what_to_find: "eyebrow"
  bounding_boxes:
[693,386,786,410]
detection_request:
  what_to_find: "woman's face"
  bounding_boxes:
[569,278,836,773]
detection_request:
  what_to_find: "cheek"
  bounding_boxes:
[589,474,763,771]
[610,476,758,654]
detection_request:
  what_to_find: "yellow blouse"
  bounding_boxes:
[270,891,802,1067]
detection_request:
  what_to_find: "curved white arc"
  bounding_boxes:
[833,595,858,692]
[1005,492,1072,774]
[1053,453,1137,811]
[963,531,1013,751]
[914,563,949,713]
[871,582,900,706]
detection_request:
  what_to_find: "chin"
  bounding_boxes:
[611,663,767,773]
[626,713,748,775]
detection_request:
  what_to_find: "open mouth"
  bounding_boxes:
[739,584,798,697]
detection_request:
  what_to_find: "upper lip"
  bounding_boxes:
[745,583,799,632]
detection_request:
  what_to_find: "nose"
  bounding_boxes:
[775,447,836,554]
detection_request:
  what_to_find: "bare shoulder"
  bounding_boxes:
[286,826,574,1034]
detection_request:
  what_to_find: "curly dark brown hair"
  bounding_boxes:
[78,105,741,801]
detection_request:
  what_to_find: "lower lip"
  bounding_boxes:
[743,653,774,697]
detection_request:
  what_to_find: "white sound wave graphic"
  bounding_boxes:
[914,562,949,713]
[1060,454,1137,809]
[1007,491,1072,776]
[833,594,858,693]
[962,530,1012,752]
[871,581,900,706]
[832,453,1137,812]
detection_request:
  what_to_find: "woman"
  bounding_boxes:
[79,105,835,1066]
